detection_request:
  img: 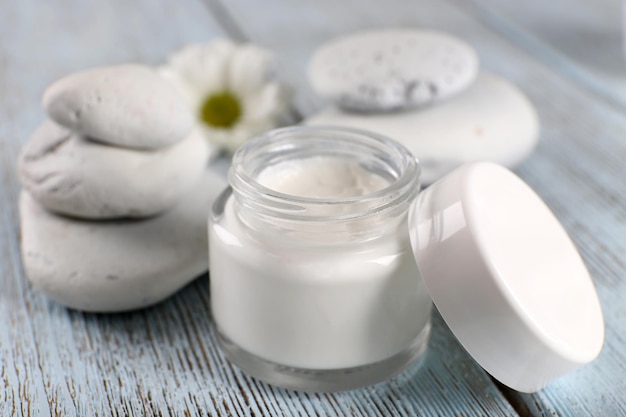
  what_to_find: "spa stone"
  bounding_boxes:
[43,64,193,149]
[305,73,539,184]
[18,121,209,219]
[19,168,227,312]
[308,29,478,112]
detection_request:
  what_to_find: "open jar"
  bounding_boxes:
[210,127,430,391]
[209,126,604,393]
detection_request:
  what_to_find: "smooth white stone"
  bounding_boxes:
[19,121,211,219]
[43,64,193,149]
[309,29,478,112]
[19,168,227,312]
[305,73,539,184]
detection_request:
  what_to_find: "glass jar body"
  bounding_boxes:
[209,127,432,391]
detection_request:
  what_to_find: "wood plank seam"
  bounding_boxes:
[450,0,626,115]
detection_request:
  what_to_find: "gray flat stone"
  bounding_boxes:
[43,64,193,149]
[309,29,478,112]
[19,121,209,219]
[19,169,227,312]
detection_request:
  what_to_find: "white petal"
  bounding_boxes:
[223,127,254,153]
[157,66,203,109]
[198,118,274,154]
[198,124,244,153]
[228,44,274,95]
[166,40,236,95]
[241,82,285,122]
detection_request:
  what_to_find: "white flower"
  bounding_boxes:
[159,39,287,154]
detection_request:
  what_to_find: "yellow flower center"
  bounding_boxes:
[199,91,242,128]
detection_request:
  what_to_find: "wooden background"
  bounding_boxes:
[1,0,625,415]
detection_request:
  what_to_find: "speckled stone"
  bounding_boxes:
[308,29,478,112]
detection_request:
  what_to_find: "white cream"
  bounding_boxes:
[256,156,389,198]
[210,156,431,370]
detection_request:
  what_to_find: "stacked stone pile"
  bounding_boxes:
[18,64,225,312]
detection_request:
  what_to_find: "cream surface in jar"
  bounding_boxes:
[209,127,432,391]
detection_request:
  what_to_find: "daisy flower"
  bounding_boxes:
[159,39,288,154]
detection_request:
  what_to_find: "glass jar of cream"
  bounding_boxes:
[209,126,604,393]
[209,127,431,391]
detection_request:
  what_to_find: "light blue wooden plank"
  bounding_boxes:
[215,0,626,416]
[454,0,626,111]
[0,0,231,415]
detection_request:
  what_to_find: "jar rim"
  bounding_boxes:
[230,126,421,210]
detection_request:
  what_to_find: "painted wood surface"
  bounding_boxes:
[1,0,625,416]
[459,0,626,111]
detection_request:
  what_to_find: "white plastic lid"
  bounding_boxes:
[409,162,604,393]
